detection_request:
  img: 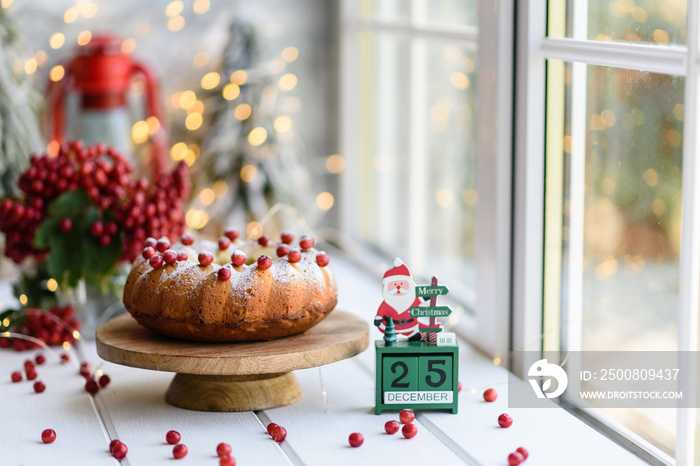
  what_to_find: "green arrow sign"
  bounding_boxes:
[415,285,450,297]
[419,327,443,333]
[410,306,453,317]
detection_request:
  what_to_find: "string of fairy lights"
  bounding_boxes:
[2,0,344,236]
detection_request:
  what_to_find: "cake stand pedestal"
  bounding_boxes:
[96,311,369,412]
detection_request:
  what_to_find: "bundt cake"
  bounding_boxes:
[122,229,337,342]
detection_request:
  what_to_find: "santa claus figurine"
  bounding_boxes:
[374,258,432,341]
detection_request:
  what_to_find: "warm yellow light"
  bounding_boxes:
[595,257,618,281]
[1,0,14,8]
[24,58,37,75]
[72,330,81,340]
[435,189,455,207]
[167,16,185,32]
[165,0,183,17]
[184,150,196,166]
[62,341,71,351]
[240,164,258,183]
[222,83,240,100]
[84,3,97,18]
[19,294,28,305]
[49,65,65,82]
[47,140,60,156]
[643,168,659,187]
[278,73,297,91]
[281,46,299,62]
[230,70,247,85]
[248,127,267,146]
[77,30,92,46]
[462,188,478,206]
[50,33,65,49]
[213,180,228,196]
[46,279,58,292]
[188,144,200,157]
[601,109,616,126]
[146,116,160,135]
[170,142,188,161]
[493,358,501,366]
[193,51,209,67]
[193,0,210,14]
[674,103,685,122]
[131,120,149,144]
[34,50,47,65]
[246,221,262,239]
[274,115,292,133]
[316,192,334,210]
[2,318,9,327]
[185,209,209,229]
[64,7,78,23]
[199,188,215,205]
[450,71,469,90]
[188,100,204,114]
[178,90,196,109]
[234,103,251,120]
[326,155,345,174]
[651,198,666,216]
[185,113,203,131]
[201,71,220,90]
[121,38,136,54]
[653,29,670,44]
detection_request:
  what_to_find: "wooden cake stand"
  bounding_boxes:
[96,311,369,412]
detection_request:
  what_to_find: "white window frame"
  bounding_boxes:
[514,1,700,464]
[339,0,514,360]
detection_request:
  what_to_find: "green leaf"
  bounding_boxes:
[47,190,90,219]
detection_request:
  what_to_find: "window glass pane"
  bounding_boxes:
[422,0,478,29]
[546,61,683,455]
[350,0,411,22]
[549,0,687,44]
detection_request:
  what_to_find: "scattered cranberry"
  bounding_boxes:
[316,252,329,267]
[26,369,38,380]
[85,378,100,395]
[90,221,104,237]
[257,255,272,270]
[35,353,46,365]
[270,425,287,443]
[24,360,36,372]
[483,388,498,402]
[399,410,415,424]
[218,237,231,250]
[112,441,128,460]
[166,430,181,445]
[33,381,46,393]
[384,420,400,434]
[60,353,70,363]
[508,452,525,465]
[156,237,170,253]
[80,367,92,379]
[142,246,156,259]
[266,423,279,436]
[41,428,56,444]
[109,439,121,452]
[173,444,188,459]
[176,250,188,261]
[99,374,111,388]
[218,267,232,281]
[59,218,72,233]
[198,252,214,266]
[287,248,301,263]
[220,456,236,466]
[348,432,364,447]
[144,237,157,248]
[149,255,164,269]
[181,233,194,246]
[216,442,232,457]
[231,250,246,267]
[299,235,314,250]
[99,234,111,247]
[163,249,178,265]
[516,447,529,460]
[11,371,22,382]
[280,231,294,244]
[401,423,418,439]
[224,228,240,242]
[276,245,290,257]
[257,235,269,246]
[498,413,513,428]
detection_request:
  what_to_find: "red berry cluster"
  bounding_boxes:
[266,423,287,443]
[383,410,417,439]
[0,140,190,265]
[10,353,50,393]
[509,447,529,465]
[0,306,81,351]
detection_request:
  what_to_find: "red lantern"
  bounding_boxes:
[46,35,167,178]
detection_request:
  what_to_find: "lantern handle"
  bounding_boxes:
[132,61,167,178]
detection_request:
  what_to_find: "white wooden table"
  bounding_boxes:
[0,258,647,465]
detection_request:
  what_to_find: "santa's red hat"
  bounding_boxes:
[383,258,412,284]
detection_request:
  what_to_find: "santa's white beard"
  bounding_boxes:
[383,285,417,313]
